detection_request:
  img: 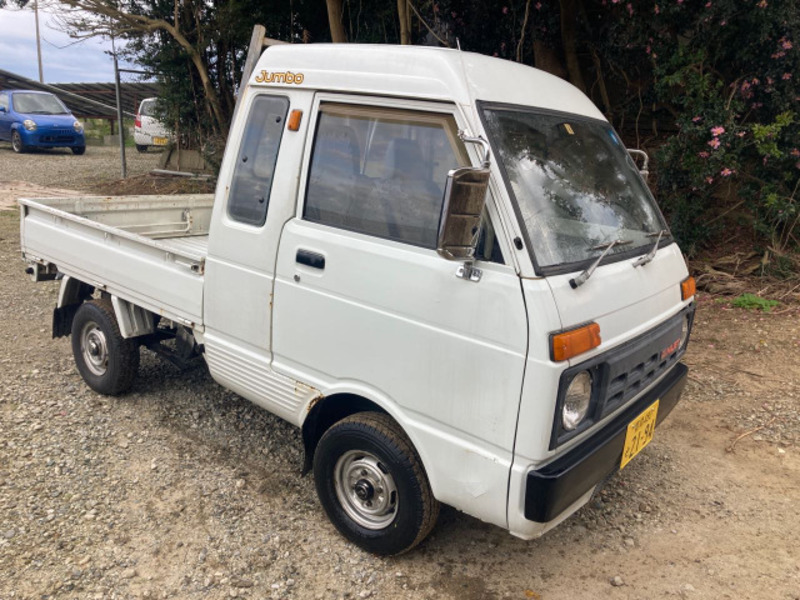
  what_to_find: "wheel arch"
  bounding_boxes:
[301,393,388,475]
[300,392,436,499]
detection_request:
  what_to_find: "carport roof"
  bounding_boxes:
[0,69,159,120]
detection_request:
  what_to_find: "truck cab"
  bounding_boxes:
[20,45,694,555]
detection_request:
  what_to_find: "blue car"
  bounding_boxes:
[0,89,86,155]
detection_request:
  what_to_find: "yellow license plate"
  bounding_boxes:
[620,399,659,469]
[153,137,168,146]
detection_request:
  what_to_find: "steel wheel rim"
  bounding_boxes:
[12,132,21,152]
[80,321,109,376]
[334,450,398,530]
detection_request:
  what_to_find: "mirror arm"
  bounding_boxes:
[458,130,491,168]
[627,148,649,180]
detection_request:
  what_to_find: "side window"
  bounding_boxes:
[304,105,463,248]
[0,93,8,111]
[227,95,289,226]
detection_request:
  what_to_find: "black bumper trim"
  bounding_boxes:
[524,362,688,523]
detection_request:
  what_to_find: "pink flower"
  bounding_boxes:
[698,151,710,158]
[711,126,725,136]
[772,51,787,59]
[706,177,714,184]
[780,38,793,50]
[535,1,542,8]
[783,73,792,80]
[646,45,651,54]
[677,0,683,4]
[705,1,711,6]
[708,138,721,149]
[654,4,660,13]
[627,3,634,15]
[736,131,746,138]
[752,77,760,85]
[796,161,800,169]
[791,148,800,157]
[502,6,509,14]
[720,168,734,177]
[692,116,702,122]
[757,0,767,7]
[720,19,727,25]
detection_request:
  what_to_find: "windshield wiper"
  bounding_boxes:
[569,239,632,289]
[632,229,668,268]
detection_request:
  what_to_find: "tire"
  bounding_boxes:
[71,299,140,395]
[71,146,86,155]
[313,412,439,555]
[11,130,25,153]
[135,144,148,153]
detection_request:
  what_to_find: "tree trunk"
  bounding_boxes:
[326,0,348,43]
[559,0,586,92]
[533,40,567,79]
[397,0,411,45]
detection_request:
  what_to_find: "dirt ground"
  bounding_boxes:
[1,179,799,600]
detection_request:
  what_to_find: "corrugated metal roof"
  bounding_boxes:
[0,69,160,119]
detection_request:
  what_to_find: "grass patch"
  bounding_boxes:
[731,293,780,312]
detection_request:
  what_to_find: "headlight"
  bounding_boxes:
[23,119,37,131]
[679,314,690,349]
[73,121,84,133]
[562,371,593,431]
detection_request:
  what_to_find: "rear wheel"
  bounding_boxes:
[313,412,439,555]
[11,130,25,153]
[71,299,139,395]
[71,146,86,155]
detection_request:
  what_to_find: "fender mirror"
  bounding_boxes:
[437,133,491,271]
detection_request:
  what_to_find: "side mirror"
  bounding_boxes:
[437,133,492,281]
[0,106,6,113]
[437,166,490,261]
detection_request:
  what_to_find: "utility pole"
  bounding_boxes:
[111,36,127,179]
[33,0,44,82]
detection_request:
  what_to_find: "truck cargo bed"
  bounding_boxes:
[19,194,214,328]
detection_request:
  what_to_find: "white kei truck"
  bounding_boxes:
[19,45,696,555]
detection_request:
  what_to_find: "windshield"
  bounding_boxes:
[13,92,70,115]
[482,107,667,271]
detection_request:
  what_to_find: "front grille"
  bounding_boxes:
[549,304,695,449]
[600,336,682,416]
[39,135,75,143]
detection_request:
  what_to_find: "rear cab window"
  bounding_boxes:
[227,95,290,227]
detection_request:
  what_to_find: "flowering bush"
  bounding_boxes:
[601,0,800,258]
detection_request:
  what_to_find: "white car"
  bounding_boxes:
[133,97,170,152]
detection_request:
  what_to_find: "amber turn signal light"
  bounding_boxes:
[551,322,602,362]
[681,276,696,301]
[287,109,303,131]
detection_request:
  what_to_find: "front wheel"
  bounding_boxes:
[11,130,25,153]
[313,412,439,555]
[135,144,148,153]
[71,146,86,155]
[71,299,140,395]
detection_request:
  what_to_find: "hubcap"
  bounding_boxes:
[80,322,108,376]
[12,133,21,152]
[334,450,398,530]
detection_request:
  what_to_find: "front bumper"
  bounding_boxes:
[20,128,85,148]
[524,361,688,523]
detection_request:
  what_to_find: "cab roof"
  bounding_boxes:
[250,45,605,122]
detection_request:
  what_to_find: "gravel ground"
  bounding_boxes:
[0,143,162,190]
[1,179,799,599]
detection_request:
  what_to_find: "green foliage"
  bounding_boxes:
[731,293,780,312]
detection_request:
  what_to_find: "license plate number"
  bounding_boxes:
[153,137,168,146]
[621,400,659,469]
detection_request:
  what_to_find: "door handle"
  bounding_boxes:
[296,249,325,270]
